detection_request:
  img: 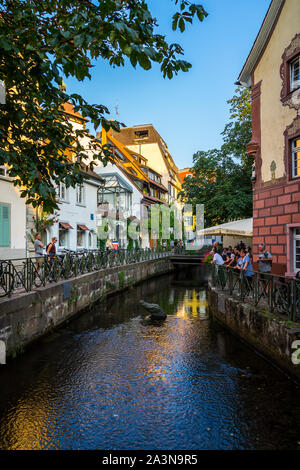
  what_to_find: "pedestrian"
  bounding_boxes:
[237,248,254,295]
[238,240,246,251]
[34,233,44,270]
[46,237,57,263]
[221,247,228,261]
[226,246,240,269]
[258,243,272,275]
[210,241,219,255]
[211,249,225,266]
[247,246,253,263]
[258,243,273,289]
[105,238,113,252]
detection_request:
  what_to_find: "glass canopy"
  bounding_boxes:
[97,174,132,212]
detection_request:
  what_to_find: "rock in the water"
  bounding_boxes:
[139,300,167,320]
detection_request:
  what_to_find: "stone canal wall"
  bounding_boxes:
[0,257,174,358]
[208,283,300,381]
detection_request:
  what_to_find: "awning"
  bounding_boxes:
[199,218,253,237]
[77,224,89,231]
[59,222,73,230]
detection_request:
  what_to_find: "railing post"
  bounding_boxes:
[228,268,233,294]
[291,279,297,321]
[240,270,244,301]
[269,275,274,312]
[25,258,33,292]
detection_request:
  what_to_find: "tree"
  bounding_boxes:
[0,0,207,213]
[180,87,253,227]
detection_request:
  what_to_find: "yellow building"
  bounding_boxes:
[109,124,182,205]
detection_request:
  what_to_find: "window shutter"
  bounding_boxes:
[0,204,10,247]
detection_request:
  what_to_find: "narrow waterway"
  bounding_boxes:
[0,269,300,450]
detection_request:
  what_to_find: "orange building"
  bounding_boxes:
[178,168,193,185]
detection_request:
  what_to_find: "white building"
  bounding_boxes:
[45,168,104,252]
[0,166,27,259]
[94,162,149,248]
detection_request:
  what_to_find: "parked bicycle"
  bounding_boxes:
[0,261,14,297]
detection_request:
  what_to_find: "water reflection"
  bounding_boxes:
[176,289,208,319]
[0,271,300,450]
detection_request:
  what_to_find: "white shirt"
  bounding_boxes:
[213,253,225,265]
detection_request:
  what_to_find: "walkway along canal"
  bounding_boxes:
[0,268,300,449]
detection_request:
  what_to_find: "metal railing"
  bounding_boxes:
[211,264,300,321]
[0,248,171,299]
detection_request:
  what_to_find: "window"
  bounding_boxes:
[294,228,300,272]
[88,231,93,248]
[57,182,67,201]
[59,227,68,248]
[0,203,10,247]
[134,130,148,138]
[77,226,85,247]
[0,166,7,177]
[292,137,300,178]
[290,56,300,92]
[76,184,85,205]
[280,35,300,109]
[97,174,132,212]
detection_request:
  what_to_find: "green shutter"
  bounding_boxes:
[0,204,10,247]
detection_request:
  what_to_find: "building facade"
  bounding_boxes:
[238,0,300,275]
[0,166,27,259]
[108,124,182,205]
[178,168,193,185]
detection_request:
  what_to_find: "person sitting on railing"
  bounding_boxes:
[236,248,254,295]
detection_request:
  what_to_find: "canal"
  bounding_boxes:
[0,268,300,450]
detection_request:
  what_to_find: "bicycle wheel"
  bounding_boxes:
[0,271,14,297]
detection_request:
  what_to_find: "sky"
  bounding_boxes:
[66,0,271,170]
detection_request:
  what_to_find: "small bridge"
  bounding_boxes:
[170,255,204,266]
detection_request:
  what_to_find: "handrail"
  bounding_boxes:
[211,264,300,321]
[0,248,171,299]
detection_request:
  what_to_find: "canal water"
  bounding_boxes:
[0,268,300,450]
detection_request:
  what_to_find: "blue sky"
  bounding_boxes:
[66,0,270,170]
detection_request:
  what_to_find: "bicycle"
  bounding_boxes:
[0,261,14,297]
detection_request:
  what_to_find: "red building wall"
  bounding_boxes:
[253,181,300,275]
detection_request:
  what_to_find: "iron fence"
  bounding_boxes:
[211,264,300,321]
[0,248,171,299]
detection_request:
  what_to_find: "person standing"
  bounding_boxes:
[105,238,113,252]
[211,249,225,266]
[237,248,254,295]
[34,233,44,269]
[258,243,273,279]
[226,246,240,270]
[46,237,57,263]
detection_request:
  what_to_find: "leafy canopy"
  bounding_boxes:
[0,0,207,212]
[180,87,253,227]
